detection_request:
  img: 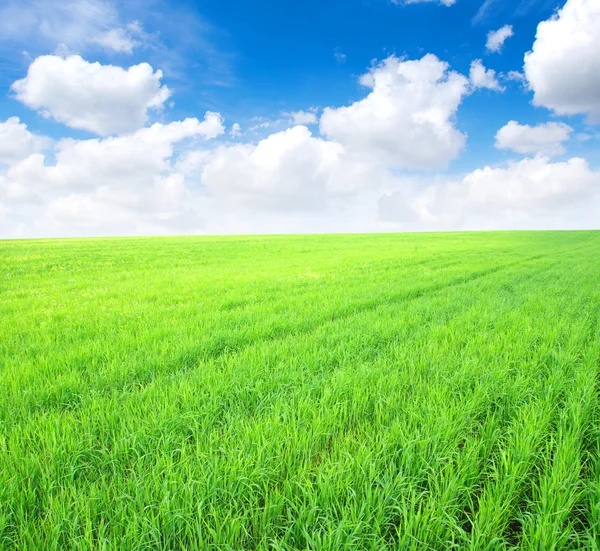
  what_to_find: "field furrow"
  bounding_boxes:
[1,231,599,550]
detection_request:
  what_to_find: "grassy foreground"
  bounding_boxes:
[1,231,600,550]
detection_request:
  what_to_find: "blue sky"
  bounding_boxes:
[0,0,599,237]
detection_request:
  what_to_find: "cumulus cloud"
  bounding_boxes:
[192,112,226,140]
[486,24,513,53]
[320,54,469,169]
[3,42,598,237]
[495,120,573,156]
[230,123,242,137]
[42,172,198,234]
[1,112,376,236]
[11,55,171,136]
[0,114,223,235]
[524,0,600,121]
[19,115,222,194]
[0,117,48,165]
[196,125,391,210]
[469,59,504,91]
[378,156,600,228]
[283,109,319,125]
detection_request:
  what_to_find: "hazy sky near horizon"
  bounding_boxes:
[0,0,599,237]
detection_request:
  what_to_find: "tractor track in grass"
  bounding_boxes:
[2,252,567,550]
[5,239,596,419]
[15,250,563,419]
[3,232,600,551]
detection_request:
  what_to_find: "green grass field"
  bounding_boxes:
[1,231,600,550]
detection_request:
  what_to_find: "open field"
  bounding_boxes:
[1,231,600,550]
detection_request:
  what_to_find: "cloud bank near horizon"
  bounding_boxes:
[1,0,599,238]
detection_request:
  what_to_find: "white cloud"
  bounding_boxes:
[90,21,146,54]
[576,132,600,142]
[495,120,573,156]
[0,114,223,235]
[378,156,600,228]
[0,117,47,165]
[3,43,598,237]
[283,109,319,125]
[486,24,513,53]
[469,59,504,91]
[0,0,116,46]
[320,54,470,169]
[91,28,137,54]
[334,50,347,64]
[506,70,526,83]
[175,150,213,175]
[193,112,226,140]
[524,0,600,122]
[0,121,390,236]
[12,55,171,136]
[197,125,390,210]
[38,115,223,194]
[249,117,286,132]
[0,0,146,54]
[472,0,500,24]
[1,117,218,200]
[447,156,598,213]
[42,172,198,234]
[230,123,242,137]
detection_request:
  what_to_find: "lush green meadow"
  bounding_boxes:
[1,231,600,550]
